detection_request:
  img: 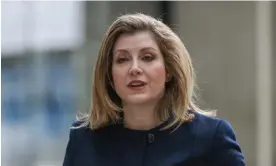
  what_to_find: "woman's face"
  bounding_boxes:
[112,31,167,106]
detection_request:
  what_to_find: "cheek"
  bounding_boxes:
[112,67,124,90]
[150,63,166,83]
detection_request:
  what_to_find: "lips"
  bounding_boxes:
[127,80,147,88]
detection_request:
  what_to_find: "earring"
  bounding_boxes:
[166,75,172,82]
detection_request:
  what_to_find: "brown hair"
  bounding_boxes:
[77,13,215,130]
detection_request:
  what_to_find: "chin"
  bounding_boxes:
[126,99,150,105]
[124,95,154,105]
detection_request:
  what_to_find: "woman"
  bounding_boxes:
[63,13,246,166]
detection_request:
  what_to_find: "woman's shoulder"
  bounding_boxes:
[71,120,86,128]
[185,112,245,165]
[187,111,236,139]
[68,120,122,138]
[66,121,91,141]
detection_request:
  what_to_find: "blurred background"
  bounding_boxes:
[1,1,275,166]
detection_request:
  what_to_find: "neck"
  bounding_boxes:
[123,103,161,130]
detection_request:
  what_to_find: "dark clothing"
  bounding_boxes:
[63,111,245,166]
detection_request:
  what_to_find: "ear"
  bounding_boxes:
[166,73,172,82]
[165,67,172,82]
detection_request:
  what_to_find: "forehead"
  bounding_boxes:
[113,31,159,52]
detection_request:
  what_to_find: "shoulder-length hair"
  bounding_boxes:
[77,13,215,130]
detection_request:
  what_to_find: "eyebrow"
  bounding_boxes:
[113,49,128,55]
[113,47,158,55]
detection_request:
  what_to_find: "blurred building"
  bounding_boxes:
[1,1,275,166]
[2,1,84,166]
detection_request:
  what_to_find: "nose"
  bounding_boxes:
[129,59,142,76]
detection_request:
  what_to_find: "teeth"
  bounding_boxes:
[131,83,143,86]
[129,82,145,86]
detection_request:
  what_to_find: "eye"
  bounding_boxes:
[116,57,129,64]
[142,54,154,62]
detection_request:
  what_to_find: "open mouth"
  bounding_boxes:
[127,80,147,89]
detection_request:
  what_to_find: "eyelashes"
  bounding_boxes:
[141,55,154,62]
[115,54,155,64]
[116,57,128,64]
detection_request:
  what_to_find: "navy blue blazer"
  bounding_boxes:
[63,111,245,166]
